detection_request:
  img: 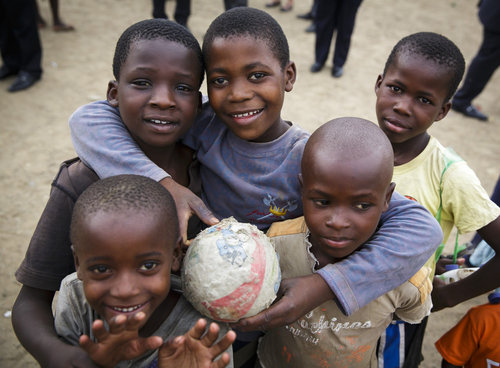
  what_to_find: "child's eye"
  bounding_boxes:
[211,77,228,87]
[176,84,193,92]
[354,203,372,210]
[419,96,432,105]
[90,265,110,274]
[249,72,266,81]
[139,261,159,271]
[389,85,401,93]
[132,80,152,87]
[312,199,329,207]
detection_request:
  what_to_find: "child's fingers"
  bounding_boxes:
[91,319,111,341]
[141,336,164,352]
[106,314,128,334]
[188,318,208,340]
[209,330,236,357]
[212,352,232,368]
[79,334,94,352]
[158,335,185,359]
[200,322,221,346]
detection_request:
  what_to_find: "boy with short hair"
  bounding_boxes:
[12,18,211,367]
[257,117,432,367]
[68,8,442,333]
[374,32,500,367]
[57,174,234,367]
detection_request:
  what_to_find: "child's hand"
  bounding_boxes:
[233,274,334,331]
[160,177,219,245]
[79,312,163,368]
[158,318,236,368]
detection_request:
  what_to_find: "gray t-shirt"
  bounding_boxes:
[55,273,233,368]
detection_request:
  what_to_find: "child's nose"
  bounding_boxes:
[393,96,412,115]
[228,79,252,102]
[109,273,141,299]
[325,208,350,230]
[150,84,176,109]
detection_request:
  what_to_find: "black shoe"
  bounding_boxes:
[451,102,488,121]
[0,65,18,80]
[305,23,316,33]
[297,12,313,20]
[331,65,343,78]
[7,71,40,92]
[310,62,323,73]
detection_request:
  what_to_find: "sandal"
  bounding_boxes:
[53,23,75,32]
[280,4,293,12]
[265,1,281,7]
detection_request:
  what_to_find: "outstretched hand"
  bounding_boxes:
[79,312,163,368]
[160,177,219,245]
[158,318,236,368]
[232,274,334,332]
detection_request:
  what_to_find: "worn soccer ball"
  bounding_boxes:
[181,217,281,322]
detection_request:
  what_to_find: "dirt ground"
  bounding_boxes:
[1,0,499,366]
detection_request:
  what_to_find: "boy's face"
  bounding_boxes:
[108,39,202,151]
[74,211,180,330]
[301,151,394,263]
[375,53,451,145]
[205,36,296,143]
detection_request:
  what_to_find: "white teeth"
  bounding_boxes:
[151,119,171,125]
[112,304,142,313]
[233,109,261,118]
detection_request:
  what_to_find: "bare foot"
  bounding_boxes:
[53,22,75,32]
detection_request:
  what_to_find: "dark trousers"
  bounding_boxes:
[0,0,42,76]
[152,0,190,25]
[453,27,500,106]
[224,0,247,10]
[314,0,362,68]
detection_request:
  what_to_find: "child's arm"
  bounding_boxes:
[78,313,163,368]
[158,319,236,368]
[235,192,442,331]
[432,215,500,311]
[68,101,218,243]
[11,286,98,368]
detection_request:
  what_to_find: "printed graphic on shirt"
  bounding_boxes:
[246,193,298,224]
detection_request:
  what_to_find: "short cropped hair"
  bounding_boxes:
[203,7,290,69]
[304,117,394,182]
[112,19,204,85]
[384,32,465,102]
[71,175,179,246]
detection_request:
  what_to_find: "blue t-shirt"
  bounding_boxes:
[69,100,442,315]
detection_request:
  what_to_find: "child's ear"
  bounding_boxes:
[72,245,83,280]
[107,80,119,107]
[170,238,183,273]
[374,74,383,93]
[434,101,451,122]
[284,61,297,92]
[383,182,396,211]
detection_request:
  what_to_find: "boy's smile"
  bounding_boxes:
[74,211,179,332]
[107,39,202,153]
[205,36,296,143]
[375,53,451,151]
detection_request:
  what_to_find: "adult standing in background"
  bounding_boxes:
[224,0,247,10]
[0,0,43,92]
[152,0,190,28]
[451,0,500,122]
[310,0,363,78]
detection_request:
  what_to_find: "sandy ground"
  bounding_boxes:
[0,0,499,366]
